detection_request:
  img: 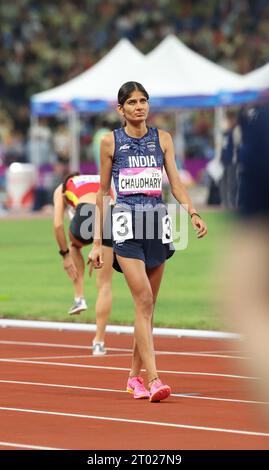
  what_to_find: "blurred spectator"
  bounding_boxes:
[237,102,269,216]
[53,123,71,166]
[4,129,27,165]
[219,109,241,209]
[28,117,53,167]
[0,111,13,150]
[91,118,112,172]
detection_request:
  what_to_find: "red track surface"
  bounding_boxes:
[0,327,269,450]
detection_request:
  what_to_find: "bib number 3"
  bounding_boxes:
[162,215,173,244]
[112,212,133,243]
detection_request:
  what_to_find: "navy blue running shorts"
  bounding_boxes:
[69,203,112,247]
[112,204,175,273]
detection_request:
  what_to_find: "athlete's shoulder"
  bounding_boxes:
[100,130,114,147]
[53,184,66,210]
[157,128,171,139]
[157,128,173,146]
[53,183,63,199]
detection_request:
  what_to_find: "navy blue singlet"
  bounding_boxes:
[112,127,164,210]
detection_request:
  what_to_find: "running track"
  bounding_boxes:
[0,327,269,450]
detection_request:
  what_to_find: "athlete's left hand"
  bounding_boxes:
[191,215,208,239]
[88,244,104,276]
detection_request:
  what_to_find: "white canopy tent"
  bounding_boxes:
[31,38,146,170]
[141,35,244,106]
[31,38,145,114]
[242,63,269,90]
[140,35,245,167]
[31,35,268,170]
[32,34,248,112]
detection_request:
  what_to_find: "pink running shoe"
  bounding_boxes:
[126,376,150,399]
[149,378,171,402]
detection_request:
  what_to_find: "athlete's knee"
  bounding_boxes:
[96,280,112,294]
[135,289,154,314]
[70,240,83,249]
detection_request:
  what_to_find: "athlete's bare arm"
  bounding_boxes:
[53,185,78,280]
[159,129,207,239]
[100,132,114,194]
[89,132,115,271]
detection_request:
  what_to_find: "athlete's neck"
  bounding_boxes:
[124,123,148,139]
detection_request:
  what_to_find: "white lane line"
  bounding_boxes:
[0,358,258,380]
[0,379,127,394]
[0,319,240,340]
[15,353,132,361]
[156,352,249,360]
[0,340,91,349]
[0,340,249,360]
[0,406,269,438]
[1,351,248,361]
[200,350,244,354]
[0,379,267,405]
[0,441,65,450]
[15,354,91,360]
[172,393,269,405]
[0,340,132,352]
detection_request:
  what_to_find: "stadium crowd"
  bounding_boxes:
[0,0,269,206]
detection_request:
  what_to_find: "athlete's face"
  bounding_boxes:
[118,90,149,123]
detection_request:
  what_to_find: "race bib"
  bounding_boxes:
[118,167,162,196]
[112,212,133,243]
[162,215,173,244]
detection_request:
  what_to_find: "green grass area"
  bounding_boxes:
[0,211,232,329]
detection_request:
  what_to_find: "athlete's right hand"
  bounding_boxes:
[88,244,104,276]
[63,254,78,281]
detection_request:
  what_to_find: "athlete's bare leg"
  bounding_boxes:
[93,245,113,343]
[69,244,85,298]
[130,263,165,379]
[116,256,165,382]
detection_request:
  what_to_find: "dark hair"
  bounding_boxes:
[62,172,80,193]
[118,81,149,106]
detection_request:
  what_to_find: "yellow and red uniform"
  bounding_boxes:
[64,175,114,208]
